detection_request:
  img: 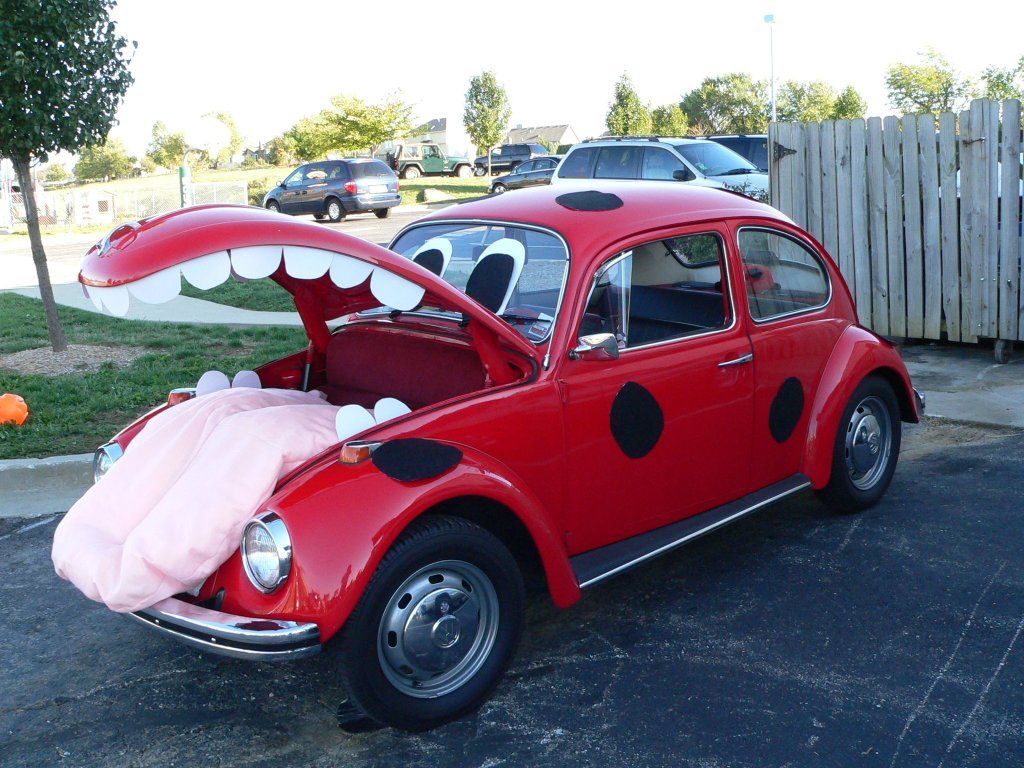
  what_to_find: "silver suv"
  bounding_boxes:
[551,137,768,199]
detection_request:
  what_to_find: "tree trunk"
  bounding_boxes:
[487,148,492,177]
[13,156,68,353]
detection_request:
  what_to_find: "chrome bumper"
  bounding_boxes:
[913,387,926,415]
[129,597,320,661]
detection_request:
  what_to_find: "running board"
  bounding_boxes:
[571,474,811,589]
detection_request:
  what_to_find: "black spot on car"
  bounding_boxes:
[372,438,463,482]
[769,377,805,443]
[610,382,664,459]
[555,190,624,212]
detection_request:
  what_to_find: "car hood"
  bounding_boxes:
[706,172,769,194]
[77,204,540,361]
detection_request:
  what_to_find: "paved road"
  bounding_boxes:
[0,208,429,290]
[2,422,1023,768]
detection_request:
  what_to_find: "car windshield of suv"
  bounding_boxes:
[674,142,757,177]
[386,222,570,342]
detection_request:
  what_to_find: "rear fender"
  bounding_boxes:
[802,325,919,488]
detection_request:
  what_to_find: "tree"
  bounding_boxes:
[286,116,333,161]
[833,86,868,119]
[464,71,511,175]
[205,111,244,168]
[266,133,301,166]
[317,94,415,155]
[0,0,134,352]
[146,121,191,169]
[43,163,70,184]
[981,56,1024,101]
[650,103,689,136]
[777,81,838,123]
[885,49,974,115]
[681,73,769,134]
[74,137,136,181]
[606,73,652,136]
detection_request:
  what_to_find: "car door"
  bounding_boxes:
[507,160,534,189]
[523,158,555,187]
[421,145,443,174]
[301,162,330,213]
[560,224,755,554]
[278,166,308,213]
[732,224,841,493]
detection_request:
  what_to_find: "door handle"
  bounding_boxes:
[718,352,754,368]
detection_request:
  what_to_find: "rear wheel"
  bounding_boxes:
[456,164,473,178]
[374,208,391,219]
[335,515,524,731]
[401,165,421,180]
[818,375,901,513]
[326,198,345,223]
[473,165,487,177]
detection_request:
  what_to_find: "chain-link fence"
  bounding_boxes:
[1,180,248,231]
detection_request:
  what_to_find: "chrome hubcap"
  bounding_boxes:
[329,202,340,218]
[845,396,892,490]
[378,560,499,698]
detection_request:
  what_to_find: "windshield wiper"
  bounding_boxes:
[501,312,551,326]
[717,168,759,176]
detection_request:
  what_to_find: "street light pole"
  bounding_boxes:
[765,14,776,123]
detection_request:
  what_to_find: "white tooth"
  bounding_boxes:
[84,285,104,312]
[181,251,231,290]
[231,245,283,279]
[97,285,130,316]
[373,397,411,424]
[284,246,332,279]
[196,370,230,397]
[335,404,376,442]
[370,268,425,311]
[128,266,181,304]
[231,370,262,389]
[329,254,373,288]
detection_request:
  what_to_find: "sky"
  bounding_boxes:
[105,0,1024,156]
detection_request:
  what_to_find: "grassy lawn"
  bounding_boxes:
[397,176,489,205]
[179,279,296,312]
[0,294,306,459]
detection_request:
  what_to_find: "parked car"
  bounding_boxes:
[705,134,769,172]
[263,159,401,222]
[385,143,474,180]
[552,137,769,199]
[489,155,562,193]
[80,184,921,731]
[473,143,549,175]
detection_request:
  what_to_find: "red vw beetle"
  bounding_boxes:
[79,184,922,730]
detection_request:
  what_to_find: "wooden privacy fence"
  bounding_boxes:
[768,98,1024,350]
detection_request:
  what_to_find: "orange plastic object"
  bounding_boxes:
[0,393,29,426]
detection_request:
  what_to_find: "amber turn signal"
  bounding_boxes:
[340,440,381,464]
[167,388,197,407]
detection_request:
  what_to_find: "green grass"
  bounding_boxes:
[397,177,489,205]
[0,294,306,459]
[179,279,296,312]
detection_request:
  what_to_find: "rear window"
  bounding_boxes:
[351,160,394,179]
[559,147,598,178]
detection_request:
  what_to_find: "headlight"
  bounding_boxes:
[241,512,292,593]
[93,442,124,484]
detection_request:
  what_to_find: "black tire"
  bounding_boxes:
[401,165,421,180]
[818,375,902,513]
[326,197,345,223]
[335,515,524,731]
[456,164,473,179]
[266,200,280,213]
[374,208,391,219]
[491,183,507,194]
[473,165,487,177]
[313,213,326,221]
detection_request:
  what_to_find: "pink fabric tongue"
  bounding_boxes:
[51,388,339,613]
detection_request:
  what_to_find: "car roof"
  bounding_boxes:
[418,182,790,273]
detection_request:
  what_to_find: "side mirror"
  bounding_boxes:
[279,181,287,188]
[673,168,695,182]
[570,332,620,361]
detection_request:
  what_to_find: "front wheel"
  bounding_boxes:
[374,208,391,219]
[818,375,901,513]
[326,198,345,223]
[335,515,524,731]
[266,200,280,213]
[491,183,507,194]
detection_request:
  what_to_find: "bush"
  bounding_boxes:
[247,175,280,206]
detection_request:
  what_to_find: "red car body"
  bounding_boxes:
[79,184,919,719]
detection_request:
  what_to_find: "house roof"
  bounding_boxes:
[416,118,447,133]
[505,125,574,145]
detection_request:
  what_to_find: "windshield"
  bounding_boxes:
[388,222,569,343]
[674,141,757,177]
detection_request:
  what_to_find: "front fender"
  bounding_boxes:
[802,325,919,488]
[235,442,579,642]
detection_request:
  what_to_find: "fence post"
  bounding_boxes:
[998,99,1022,342]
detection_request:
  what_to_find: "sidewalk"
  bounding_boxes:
[9,282,302,326]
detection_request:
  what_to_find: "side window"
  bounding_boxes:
[580,233,730,348]
[326,163,345,180]
[305,163,328,182]
[559,147,597,178]
[537,158,556,170]
[737,229,830,321]
[641,148,686,180]
[594,146,642,179]
[283,166,306,187]
[516,160,534,173]
[751,140,768,170]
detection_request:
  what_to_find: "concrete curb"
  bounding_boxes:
[0,452,92,519]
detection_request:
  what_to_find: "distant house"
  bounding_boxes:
[382,117,473,158]
[411,118,448,146]
[242,146,270,164]
[504,124,579,151]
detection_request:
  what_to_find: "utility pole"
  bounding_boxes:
[765,14,777,123]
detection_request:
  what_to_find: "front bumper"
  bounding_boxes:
[129,597,320,662]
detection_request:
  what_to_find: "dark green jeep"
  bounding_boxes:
[385,143,474,180]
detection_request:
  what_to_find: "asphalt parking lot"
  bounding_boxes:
[2,419,1023,768]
